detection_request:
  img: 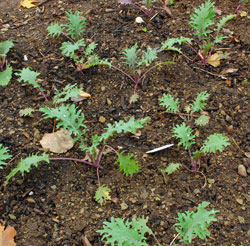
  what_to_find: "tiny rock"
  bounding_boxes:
[120,201,128,210]
[99,116,106,123]
[236,198,243,205]
[238,216,245,224]
[135,17,144,24]
[238,165,247,177]
[9,214,16,220]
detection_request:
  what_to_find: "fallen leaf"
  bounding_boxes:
[40,129,74,153]
[79,90,91,99]
[0,225,16,246]
[221,68,238,74]
[207,53,221,67]
[20,0,39,9]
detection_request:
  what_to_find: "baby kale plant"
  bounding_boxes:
[0,40,14,86]
[188,0,236,65]
[113,42,176,103]
[159,91,230,171]
[97,201,218,245]
[47,10,110,71]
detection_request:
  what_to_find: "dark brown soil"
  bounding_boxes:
[0,0,249,245]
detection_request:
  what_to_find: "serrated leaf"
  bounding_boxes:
[195,115,210,126]
[129,92,139,104]
[95,185,111,205]
[16,67,40,89]
[97,216,151,246]
[47,23,63,37]
[164,163,181,175]
[84,42,97,56]
[122,43,140,71]
[40,104,86,142]
[190,0,216,40]
[139,47,158,67]
[0,144,12,169]
[217,14,236,32]
[175,201,219,244]
[19,108,34,117]
[201,133,230,153]
[115,151,139,177]
[7,153,49,181]
[101,117,150,142]
[172,122,195,150]
[159,94,179,113]
[0,40,14,57]
[0,65,12,86]
[80,134,102,159]
[161,37,192,53]
[53,83,80,104]
[63,10,86,40]
[60,39,85,60]
[190,91,210,114]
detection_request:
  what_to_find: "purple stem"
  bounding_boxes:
[49,157,103,169]
[111,65,137,85]
[38,87,49,101]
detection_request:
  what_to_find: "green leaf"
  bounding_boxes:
[47,23,63,37]
[101,117,150,143]
[84,42,97,56]
[0,144,12,169]
[217,14,236,32]
[189,0,216,40]
[161,37,192,53]
[195,115,210,126]
[159,94,179,113]
[19,108,35,117]
[0,40,14,57]
[40,104,86,142]
[16,67,40,89]
[95,185,111,205]
[190,91,210,114]
[175,201,219,244]
[80,134,102,159]
[139,47,158,67]
[214,35,226,44]
[122,43,140,71]
[201,133,230,153]
[0,65,12,86]
[7,153,49,181]
[53,83,80,104]
[63,10,86,40]
[97,216,152,246]
[164,163,181,175]
[115,151,139,177]
[172,122,195,150]
[60,39,85,60]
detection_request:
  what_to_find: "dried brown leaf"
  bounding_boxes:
[0,225,16,246]
[40,129,74,153]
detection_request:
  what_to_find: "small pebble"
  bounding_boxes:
[236,198,243,205]
[238,165,247,177]
[99,116,106,123]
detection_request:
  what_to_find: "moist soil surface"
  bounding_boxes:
[0,0,250,245]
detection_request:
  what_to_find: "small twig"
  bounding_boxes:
[193,66,227,80]
[37,0,51,6]
[169,233,180,246]
[231,137,246,155]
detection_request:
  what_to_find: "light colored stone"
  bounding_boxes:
[238,164,247,177]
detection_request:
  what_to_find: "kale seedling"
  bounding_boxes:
[188,0,236,65]
[172,201,219,245]
[0,40,14,86]
[47,10,110,70]
[159,91,230,171]
[112,42,175,103]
